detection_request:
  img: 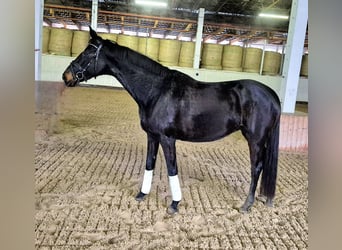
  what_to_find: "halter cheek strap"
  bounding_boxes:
[93,44,103,75]
[71,43,103,82]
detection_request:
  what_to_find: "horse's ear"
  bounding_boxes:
[89,26,98,39]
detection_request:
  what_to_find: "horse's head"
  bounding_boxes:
[63,27,105,87]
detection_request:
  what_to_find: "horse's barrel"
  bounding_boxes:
[48,28,73,56]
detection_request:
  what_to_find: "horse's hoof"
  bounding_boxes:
[256,195,267,203]
[135,191,146,202]
[167,200,180,215]
[167,206,178,215]
[265,199,273,208]
[239,205,251,214]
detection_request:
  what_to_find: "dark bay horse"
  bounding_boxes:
[63,27,281,214]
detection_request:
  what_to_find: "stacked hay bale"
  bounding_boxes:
[138,37,160,61]
[178,41,195,68]
[158,39,181,66]
[300,54,308,77]
[222,45,243,72]
[201,43,223,70]
[71,30,90,57]
[117,34,139,51]
[44,27,289,79]
[262,51,282,75]
[42,27,50,54]
[48,28,73,56]
[243,47,262,73]
[98,32,118,42]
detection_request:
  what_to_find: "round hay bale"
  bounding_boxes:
[202,65,223,70]
[138,37,160,61]
[158,39,181,66]
[222,67,243,72]
[243,47,262,73]
[98,32,118,42]
[262,51,281,75]
[71,30,90,57]
[300,54,308,77]
[48,28,73,56]
[42,27,50,54]
[179,41,195,68]
[201,43,223,70]
[138,37,147,54]
[160,61,179,67]
[117,34,139,51]
[222,45,243,72]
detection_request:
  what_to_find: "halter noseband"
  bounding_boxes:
[71,43,103,82]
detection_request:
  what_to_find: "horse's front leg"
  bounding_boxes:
[135,133,159,201]
[160,136,182,214]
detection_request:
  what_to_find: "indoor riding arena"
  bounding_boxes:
[36,1,308,249]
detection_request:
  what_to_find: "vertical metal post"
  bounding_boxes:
[280,0,308,113]
[279,41,286,75]
[35,0,43,81]
[193,8,205,69]
[91,0,99,31]
[259,39,267,75]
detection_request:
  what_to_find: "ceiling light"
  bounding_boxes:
[135,0,167,8]
[259,13,289,20]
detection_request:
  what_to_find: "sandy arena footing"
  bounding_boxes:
[35,86,308,249]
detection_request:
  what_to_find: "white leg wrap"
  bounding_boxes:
[141,170,153,194]
[169,175,182,201]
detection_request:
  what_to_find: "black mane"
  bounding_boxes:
[103,39,171,77]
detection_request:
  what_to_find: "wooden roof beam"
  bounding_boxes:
[184,23,192,31]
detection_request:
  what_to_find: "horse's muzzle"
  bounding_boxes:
[62,67,79,87]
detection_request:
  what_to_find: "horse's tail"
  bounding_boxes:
[260,115,280,200]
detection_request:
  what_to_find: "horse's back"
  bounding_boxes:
[214,79,280,105]
[172,72,280,106]
[239,79,280,105]
[215,79,281,117]
[226,80,281,140]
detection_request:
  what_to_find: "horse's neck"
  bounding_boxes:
[106,55,163,107]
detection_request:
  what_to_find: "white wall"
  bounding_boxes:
[42,54,308,102]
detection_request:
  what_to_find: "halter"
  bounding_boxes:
[70,43,103,82]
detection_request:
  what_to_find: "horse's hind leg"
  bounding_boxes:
[136,134,159,201]
[240,139,265,213]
